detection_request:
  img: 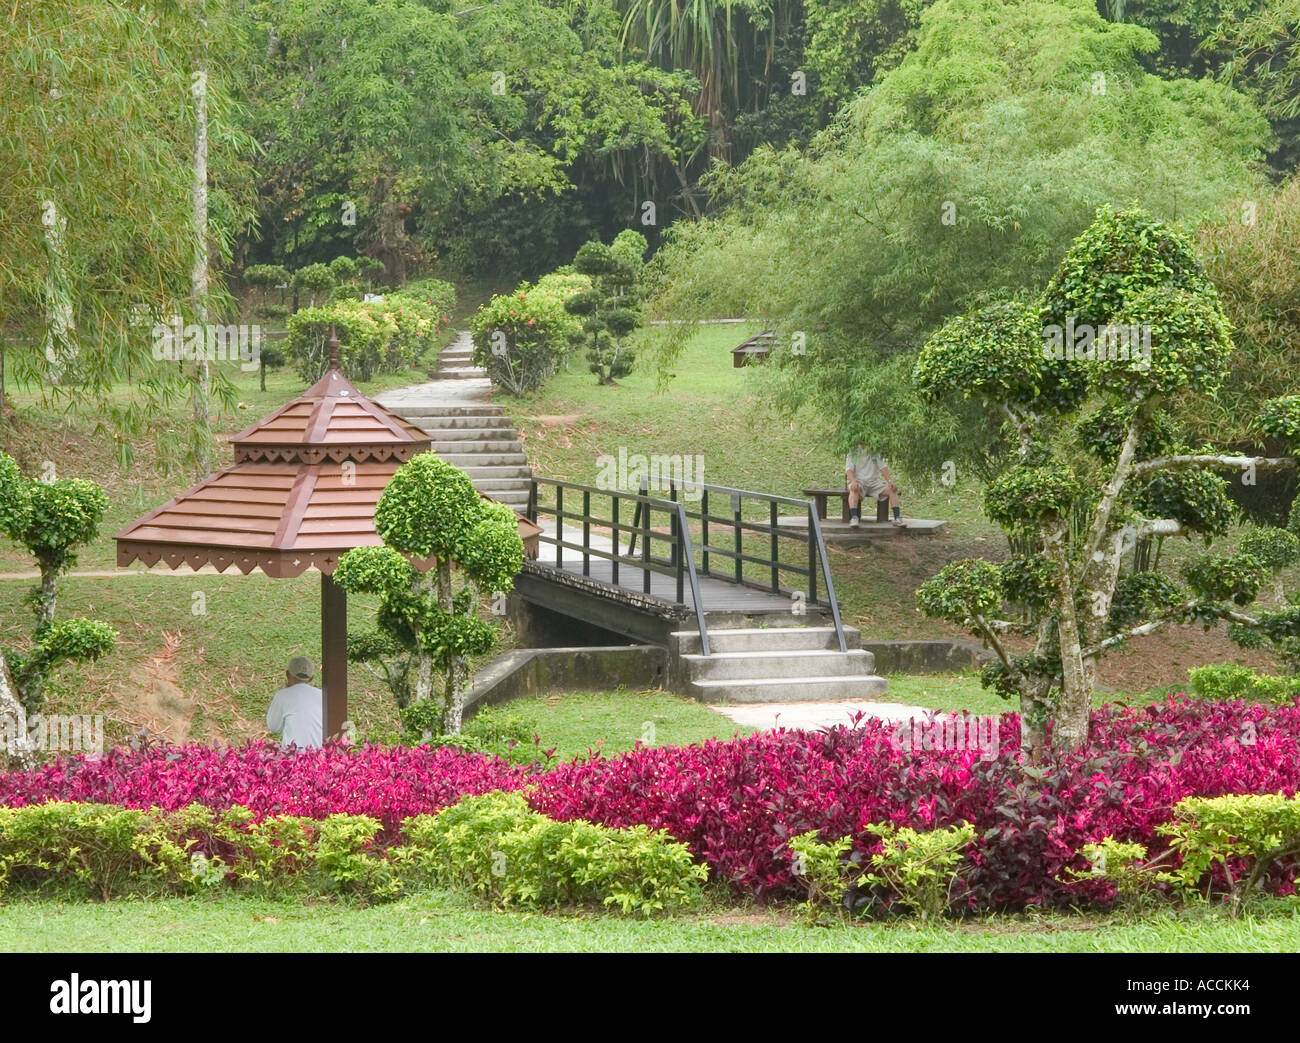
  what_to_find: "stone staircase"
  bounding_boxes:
[378,333,533,512]
[669,625,888,703]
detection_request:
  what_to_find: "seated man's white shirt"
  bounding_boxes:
[845,449,884,485]
[267,682,323,748]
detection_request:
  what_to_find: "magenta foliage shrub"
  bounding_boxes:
[3,698,1298,909]
[0,741,527,835]
[528,697,1300,909]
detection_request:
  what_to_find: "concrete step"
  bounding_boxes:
[461,465,532,480]
[427,439,524,454]
[414,420,516,435]
[472,476,533,490]
[487,493,531,507]
[435,452,529,468]
[690,675,889,704]
[681,649,875,681]
[388,404,505,419]
[432,367,485,379]
[671,626,861,655]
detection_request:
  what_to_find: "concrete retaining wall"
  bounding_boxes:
[464,645,668,718]
[861,639,993,674]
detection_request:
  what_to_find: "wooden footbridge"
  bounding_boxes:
[518,477,850,654]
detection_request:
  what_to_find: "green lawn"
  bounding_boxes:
[881,672,1117,717]
[3,890,1297,953]
[509,686,751,761]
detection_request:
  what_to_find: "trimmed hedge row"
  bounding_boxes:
[0,796,705,914]
[4,697,1300,911]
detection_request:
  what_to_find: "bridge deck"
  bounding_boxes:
[531,557,795,612]
[530,523,797,614]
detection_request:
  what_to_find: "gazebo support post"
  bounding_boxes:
[320,571,348,740]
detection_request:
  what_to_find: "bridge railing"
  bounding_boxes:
[526,477,712,655]
[526,477,846,655]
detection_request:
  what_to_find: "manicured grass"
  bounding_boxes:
[881,672,1117,717]
[513,325,993,530]
[3,891,1297,953]
[503,686,751,761]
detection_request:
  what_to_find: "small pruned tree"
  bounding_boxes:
[333,454,524,736]
[0,452,116,718]
[566,231,646,384]
[291,262,336,309]
[914,208,1297,754]
[244,264,291,390]
[2,456,108,625]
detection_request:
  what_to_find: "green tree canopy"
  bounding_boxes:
[647,0,1271,480]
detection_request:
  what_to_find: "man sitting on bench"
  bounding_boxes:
[846,445,902,528]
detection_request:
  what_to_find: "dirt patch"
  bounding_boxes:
[118,631,195,742]
[111,630,261,744]
[1094,626,1274,693]
[530,414,582,428]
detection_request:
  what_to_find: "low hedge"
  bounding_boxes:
[0,797,705,914]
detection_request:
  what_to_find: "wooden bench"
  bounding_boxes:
[803,487,889,524]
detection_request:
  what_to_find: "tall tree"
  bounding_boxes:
[0,0,254,469]
[647,0,1271,480]
[915,209,1295,752]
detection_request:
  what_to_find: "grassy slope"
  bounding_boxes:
[507,326,1288,685]
[3,892,1297,953]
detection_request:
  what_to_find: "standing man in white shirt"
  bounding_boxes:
[267,656,324,749]
[845,445,902,528]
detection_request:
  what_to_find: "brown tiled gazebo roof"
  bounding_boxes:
[117,369,541,576]
[230,369,431,465]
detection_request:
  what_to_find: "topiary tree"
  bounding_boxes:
[291,262,336,309]
[356,256,387,290]
[333,454,524,736]
[244,264,292,390]
[566,231,646,384]
[0,452,116,719]
[915,208,1297,754]
[3,460,108,625]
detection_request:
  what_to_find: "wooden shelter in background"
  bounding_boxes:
[116,360,540,740]
[731,330,775,367]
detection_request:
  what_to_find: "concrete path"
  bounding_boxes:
[373,330,492,408]
[711,699,930,732]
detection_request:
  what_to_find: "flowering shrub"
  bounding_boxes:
[287,296,442,381]
[470,275,588,394]
[394,278,456,323]
[3,698,1300,911]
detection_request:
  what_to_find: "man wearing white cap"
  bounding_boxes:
[266,655,324,749]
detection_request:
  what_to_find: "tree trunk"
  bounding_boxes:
[412,651,436,739]
[191,64,211,472]
[42,199,76,384]
[442,656,465,736]
[36,566,57,625]
[1019,688,1047,760]
[434,558,464,734]
[1046,519,1090,749]
[0,649,39,771]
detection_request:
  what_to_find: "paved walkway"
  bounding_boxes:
[372,331,492,409]
[711,700,930,732]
